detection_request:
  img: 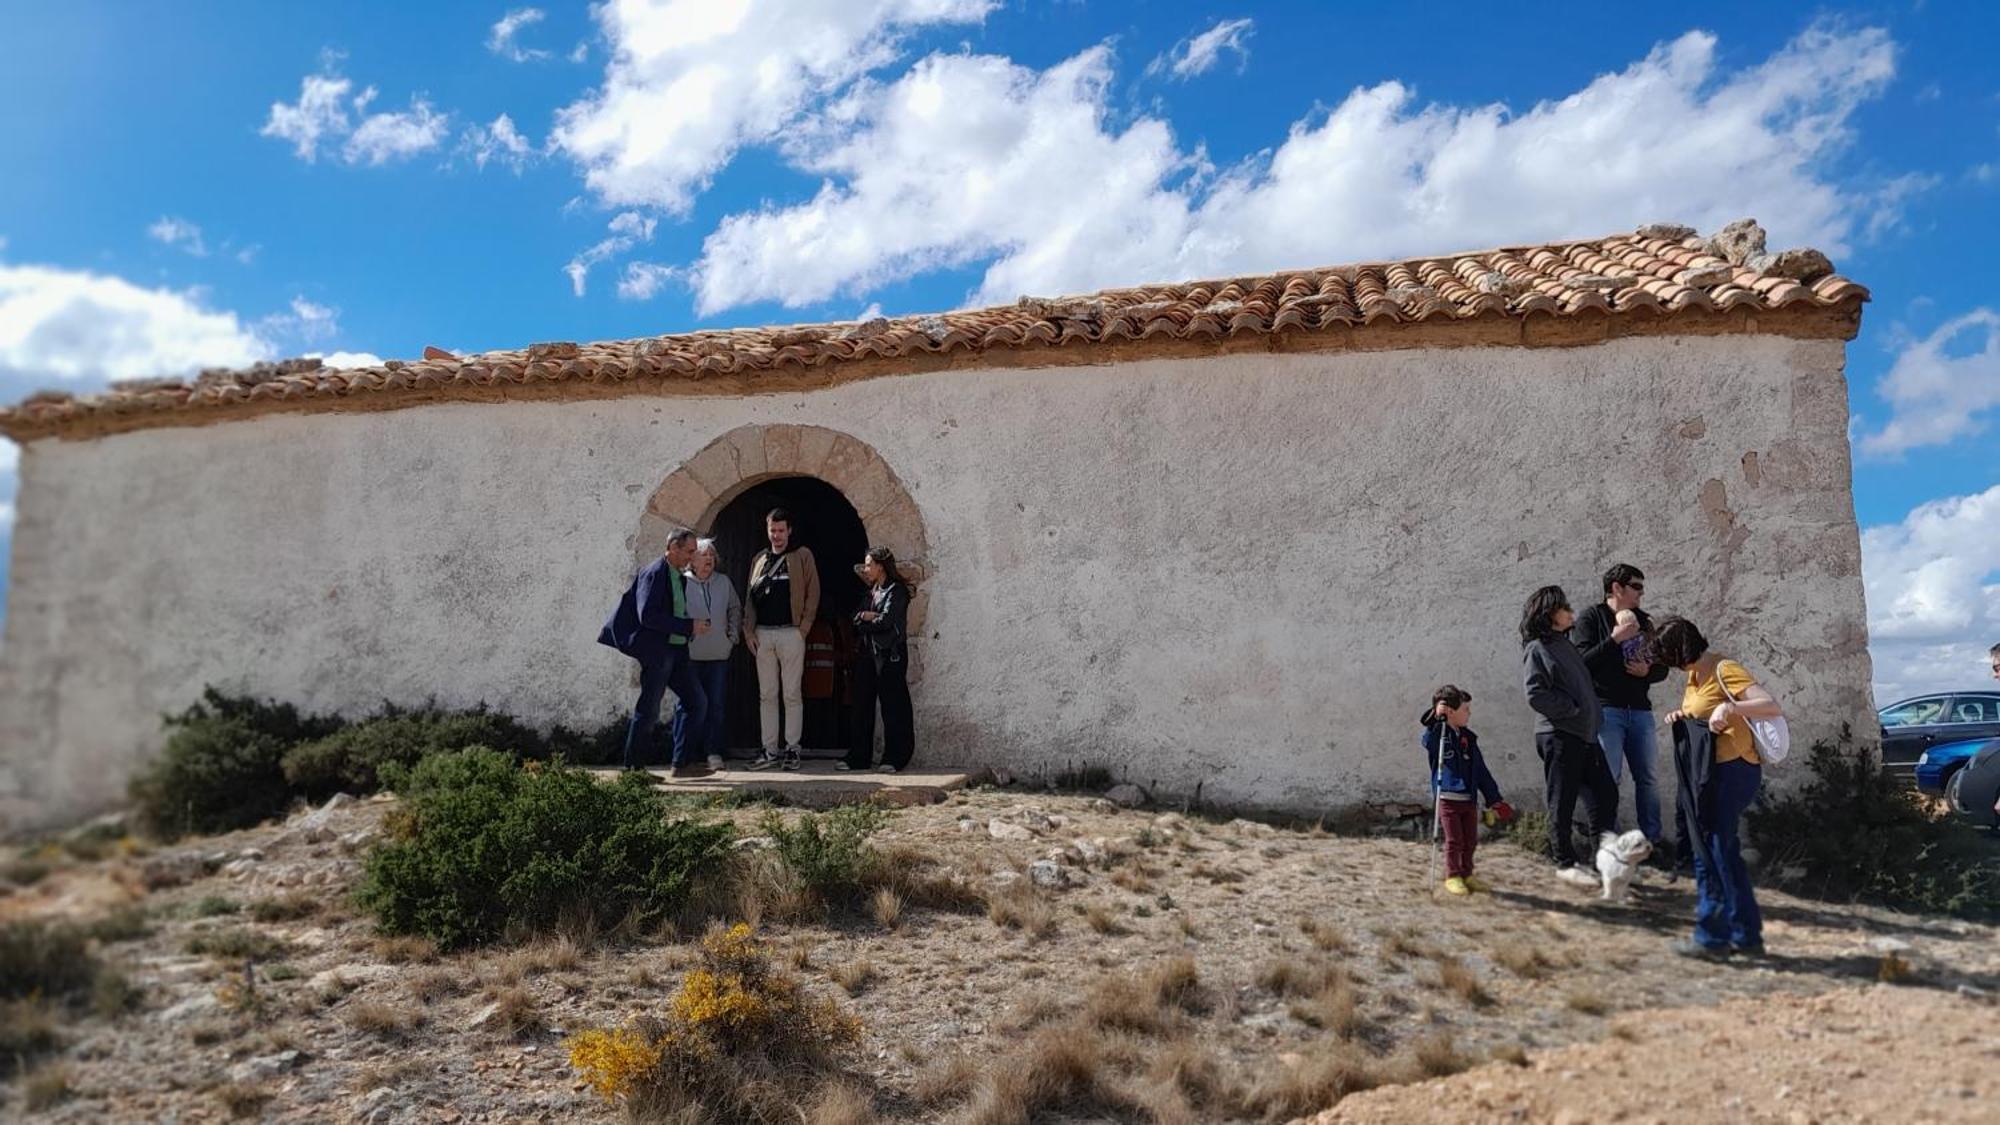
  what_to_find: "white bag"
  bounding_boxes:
[1718,664,1790,765]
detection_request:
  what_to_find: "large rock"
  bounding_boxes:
[987,819,1034,842]
[228,1050,303,1083]
[1705,219,1767,266]
[1027,859,1069,889]
[1763,247,1835,282]
[1103,783,1149,808]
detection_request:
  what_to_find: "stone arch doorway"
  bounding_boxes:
[636,424,932,756]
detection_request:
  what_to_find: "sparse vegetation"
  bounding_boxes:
[759,804,889,914]
[831,958,874,996]
[985,881,1058,939]
[22,1062,72,1111]
[1748,734,2000,920]
[344,1001,423,1039]
[357,749,734,949]
[129,689,345,840]
[248,893,320,923]
[185,928,291,963]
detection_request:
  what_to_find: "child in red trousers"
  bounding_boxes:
[1421,685,1514,895]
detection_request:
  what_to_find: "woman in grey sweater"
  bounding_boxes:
[1520,585,1614,887]
[674,539,743,770]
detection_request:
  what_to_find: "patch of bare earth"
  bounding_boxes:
[3,785,1996,1122]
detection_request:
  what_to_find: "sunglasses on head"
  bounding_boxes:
[1623,581,1645,593]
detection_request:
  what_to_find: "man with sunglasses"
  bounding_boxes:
[1572,563,1670,846]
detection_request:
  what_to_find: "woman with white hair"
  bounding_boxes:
[676,538,743,771]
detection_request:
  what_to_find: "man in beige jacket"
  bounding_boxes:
[744,508,820,770]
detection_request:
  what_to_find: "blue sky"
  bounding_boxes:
[0,1,1995,697]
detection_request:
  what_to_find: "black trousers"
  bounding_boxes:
[1537,729,1615,868]
[847,652,914,769]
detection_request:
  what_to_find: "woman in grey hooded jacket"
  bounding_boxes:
[674,539,743,770]
[1520,585,1614,887]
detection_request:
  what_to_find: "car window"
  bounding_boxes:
[1946,696,1997,724]
[1881,699,1947,727]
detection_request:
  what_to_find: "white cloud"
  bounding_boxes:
[689,24,1898,314]
[552,0,998,214]
[343,95,451,165]
[1858,309,2000,457]
[617,261,680,300]
[1149,17,1254,80]
[259,295,341,343]
[0,261,272,400]
[262,65,450,165]
[305,349,384,369]
[488,7,551,62]
[1862,485,2000,702]
[565,211,657,297]
[147,216,209,257]
[464,113,537,172]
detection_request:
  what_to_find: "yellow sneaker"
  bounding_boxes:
[1443,877,1471,896]
[1464,876,1492,893]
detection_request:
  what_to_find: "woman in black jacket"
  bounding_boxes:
[841,547,915,773]
[1520,585,1614,888]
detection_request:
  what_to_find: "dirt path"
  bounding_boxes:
[1304,984,1998,1124]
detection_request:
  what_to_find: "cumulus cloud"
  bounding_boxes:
[488,7,551,62]
[1857,309,2000,457]
[258,296,341,343]
[305,349,385,369]
[464,113,537,172]
[1862,485,2000,701]
[552,0,998,213]
[689,24,1897,314]
[0,262,272,401]
[1149,17,1254,80]
[565,211,658,297]
[261,64,451,165]
[147,216,209,257]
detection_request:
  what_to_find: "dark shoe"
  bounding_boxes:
[835,762,859,772]
[782,750,801,771]
[669,764,714,779]
[746,752,781,772]
[1668,939,1731,961]
[1732,942,1768,958]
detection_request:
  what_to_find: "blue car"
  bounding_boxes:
[1914,737,1993,795]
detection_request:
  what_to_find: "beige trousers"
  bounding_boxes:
[754,626,807,754]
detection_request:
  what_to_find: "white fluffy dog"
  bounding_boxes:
[1595,830,1653,903]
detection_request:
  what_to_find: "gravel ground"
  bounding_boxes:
[3,785,1995,1122]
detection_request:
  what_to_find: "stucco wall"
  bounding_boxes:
[0,335,1874,832]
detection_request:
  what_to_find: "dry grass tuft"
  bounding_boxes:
[870,887,905,931]
[372,935,438,964]
[408,968,468,1004]
[1565,990,1610,1016]
[804,1080,877,1125]
[996,990,1067,1034]
[985,882,1058,940]
[913,1051,983,1109]
[1242,1041,1379,1120]
[1257,956,1340,999]
[247,893,320,924]
[212,1082,272,1119]
[344,1001,423,1039]
[1389,1032,1473,1082]
[1489,1042,1530,1067]
[1289,977,1366,1039]
[1300,916,1350,953]
[1111,866,1156,894]
[1084,902,1127,935]
[830,959,874,996]
[22,1063,71,1112]
[496,935,584,984]
[485,986,543,1039]
[353,1058,427,1093]
[1493,942,1554,979]
[1431,955,1494,1008]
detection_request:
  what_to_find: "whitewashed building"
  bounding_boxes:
[0,222,1876,832]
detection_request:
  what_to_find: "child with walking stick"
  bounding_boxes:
[1422,685,1514,895]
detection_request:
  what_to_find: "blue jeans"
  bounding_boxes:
[1597,706,1663,842]
[673,660,729,760]
[622,649,699,768]
[1690,758,1763,950]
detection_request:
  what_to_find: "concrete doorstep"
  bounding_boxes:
[586,760,970,808]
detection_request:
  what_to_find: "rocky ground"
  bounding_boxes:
[2,785,1996,1123]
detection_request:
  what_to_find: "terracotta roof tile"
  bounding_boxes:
[0,225,1868,441]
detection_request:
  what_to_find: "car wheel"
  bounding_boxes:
[1944,766,1966,814]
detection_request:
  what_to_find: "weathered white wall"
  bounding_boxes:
[0,335,1874,832]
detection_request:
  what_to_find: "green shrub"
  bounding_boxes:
[1748,736,1999,920]
[760,805,888,911]
[1505,809,1553,858]
[282,705,546,799]
[185,928,292,962]
[0,920,97,1002]
[128,689,345,840]
[357,749,735,949]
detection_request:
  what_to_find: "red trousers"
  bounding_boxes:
[1439,798,1479,879]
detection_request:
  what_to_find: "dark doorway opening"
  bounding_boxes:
[710,476,867,758]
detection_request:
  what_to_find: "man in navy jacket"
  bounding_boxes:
[600,527,710,777]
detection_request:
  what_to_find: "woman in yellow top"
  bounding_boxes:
[1656,616,1783,960]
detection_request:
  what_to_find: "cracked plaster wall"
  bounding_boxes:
[0,334,1873,831]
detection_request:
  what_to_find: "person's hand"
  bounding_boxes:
[1490,800,1516,824]
[1432,701,1449,719]
[1624,660,1651,677]
[1663,709,1686,725]
[858,611,879,623]
[745,632,759,654]
[1611,616,1641,643]
[693,620,711,636]
[1707,702,1734,733]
